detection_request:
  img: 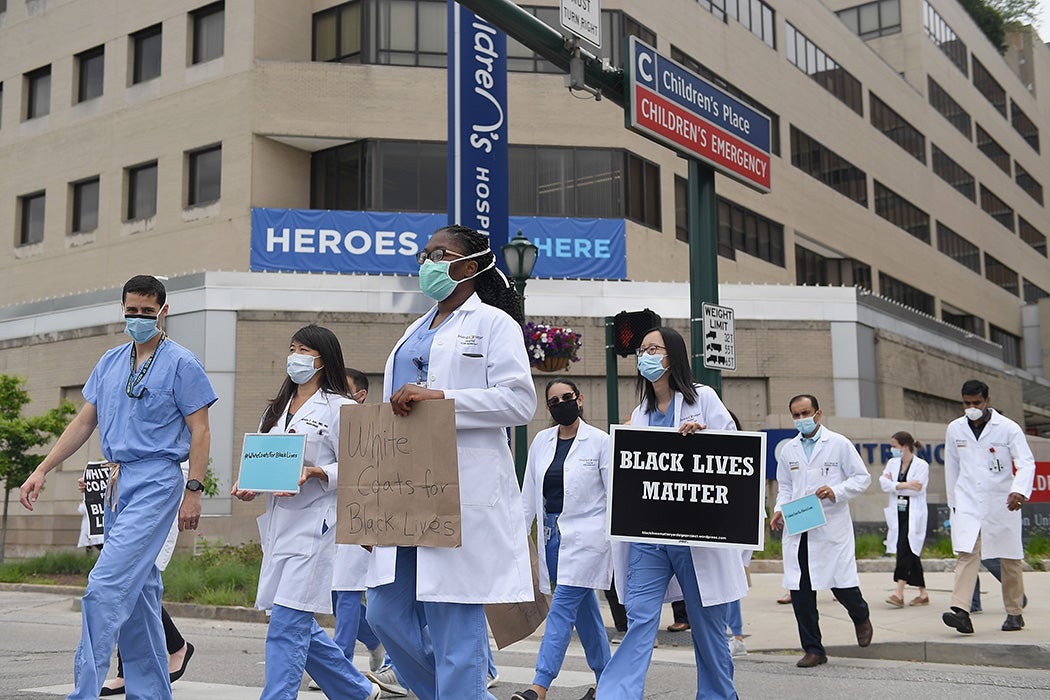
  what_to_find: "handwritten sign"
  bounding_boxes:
[337,400,461,548]
[237,433,307,493]
[782,493,827,535]
[83,460,111,537]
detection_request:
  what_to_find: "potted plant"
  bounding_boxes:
[523,322,582,372]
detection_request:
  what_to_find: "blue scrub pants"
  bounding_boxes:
[533,514,610,688]
[69,460,183,700]
[366,547,495,700]
[261,604,375,700]
[596,543,736,700]
[332,590,388,664]
[725,600,743,637]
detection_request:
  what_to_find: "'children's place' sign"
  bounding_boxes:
[608,427,766,549]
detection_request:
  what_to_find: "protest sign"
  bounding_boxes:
[485,537,548,649]
[781,493,827,535]
[337,400,461,548]
[237,433,307,493]
[83,460,111,537]
[608,426,765,549]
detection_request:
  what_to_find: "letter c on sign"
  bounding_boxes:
[638,51,653,83]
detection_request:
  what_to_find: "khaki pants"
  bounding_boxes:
[950,532,1026,615]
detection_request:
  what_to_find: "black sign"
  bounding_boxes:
[83,461,110,538]
[608,427,765,548]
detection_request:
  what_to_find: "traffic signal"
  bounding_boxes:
[612,309,662,357]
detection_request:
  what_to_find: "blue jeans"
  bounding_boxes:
[596,543,736,700]
[725,599,743,637]
[533,513,610,688]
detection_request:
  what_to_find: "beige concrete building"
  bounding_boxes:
[2,0,1049,554]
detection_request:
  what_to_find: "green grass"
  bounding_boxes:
[922,533,955,559]
[0,550,98,584]
[161,541,262,607]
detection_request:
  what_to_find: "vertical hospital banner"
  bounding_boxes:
[448,1,509,255]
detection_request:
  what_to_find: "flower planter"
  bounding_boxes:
[536,356,570,373]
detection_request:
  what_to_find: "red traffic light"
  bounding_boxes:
[613,309,662,357]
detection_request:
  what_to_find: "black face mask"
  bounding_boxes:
[549,400,580,426]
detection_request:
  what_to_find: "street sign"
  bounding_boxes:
[702,302,735,371]
[560,0,601,48]
[626,37,771,193]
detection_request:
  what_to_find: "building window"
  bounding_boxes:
[837,0,901,39]
[975,124,1010,175]
[941,304,984,336]
[372,0,446,67]
[76,46,104,103]
[936,222,980,273]
[869,93,925,163]
[725,0,776,48]
[187,145,221,206]
[508,8,653,73]
[931,145,975,201]
[874,181,929,243]
[131,24,162,84]
[989,325,1022,366]
[671,46,780,155]
[1019,217,1047,257]
[311,141,366,210]
[785,23,862,115]
[71,178,100,234]
[674,176,688,243]
[795,245,870,288]
[923,0,967,76]
[979,185,1013,232]
[984,254,1019,296]
[24,65,51,120]
[191,2,224,65]
[698,1,727,22]
[717,197,785,267]
[1024,279,1049,304]
[790,127,867,206]
[927,77,971,140]
[1010,100,1039,153]
[879,272,934,315]
[626,153,661,229]
[18,191,46,246]
[972,58,1006,118]
[511,146,627,219]
[313,1,362,63]
[127,162,158,221]
[1014,161,1043,205]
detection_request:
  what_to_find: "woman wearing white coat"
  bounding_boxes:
[365,225,537,700]
[513,378,612,700]
[232,325,379,700]
[878,431,929,608]
[597,327,747,700]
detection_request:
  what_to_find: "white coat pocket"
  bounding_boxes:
[457,446,503,507]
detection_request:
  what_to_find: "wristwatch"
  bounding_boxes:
[185,479,204,492]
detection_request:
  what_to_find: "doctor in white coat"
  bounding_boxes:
[941,379,1035,635]
[513,378,612,700]
[232,325,379,700]
[771,394,872,668]
[878,431,929,608]
[365,225,537,700]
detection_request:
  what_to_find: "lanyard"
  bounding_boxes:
[126,336,166,398]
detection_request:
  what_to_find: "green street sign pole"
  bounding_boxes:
[689,159,722,396]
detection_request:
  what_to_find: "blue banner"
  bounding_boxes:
[448,2,509,256]
[250,209,627,280]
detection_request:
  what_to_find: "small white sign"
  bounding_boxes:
[560,0,601,48]
[702,302,736,371]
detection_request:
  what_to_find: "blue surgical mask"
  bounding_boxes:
[890,447,903,459]
[124,315,159,344]
[418,249,494,301]
[794,417,817,436]
[287,353,321,385]
[637,353,667,382]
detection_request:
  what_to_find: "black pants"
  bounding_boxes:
[116,607,184,678]
[604,576,628,632]
[790,532,869,657]
[893,510,925,588]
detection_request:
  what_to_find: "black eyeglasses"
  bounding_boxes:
[546,392,577,408]
[415,248,464,266]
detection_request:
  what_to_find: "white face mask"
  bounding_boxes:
[964,406,984,422]
[287,353,321,385]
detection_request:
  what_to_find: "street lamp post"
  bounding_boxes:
[501,230,538,485]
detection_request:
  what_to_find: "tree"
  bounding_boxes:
[960,0,1007,51]
[0,375,75,563]
[987,0,1042,27]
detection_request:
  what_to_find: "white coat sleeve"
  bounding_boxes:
[896,458,928,497]
[1008,423,1036,499]
[598,430,612,494]
[944,426,959,511]
[831,437,871,503]
[521,434,541,531]
[697,386,736,430]
[878,462,898,494]
[318,398,352,492]
[442,313,537,430]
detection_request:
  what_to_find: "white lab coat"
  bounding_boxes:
[878,456,929,556]
[775,426,871,590]
[944,410,1036,559]
[255,389,354,614]
[522,420,613,593]
[611,386,749,607]
[367,293,537,604]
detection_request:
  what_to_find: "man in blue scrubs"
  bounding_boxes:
[20,275,217,700]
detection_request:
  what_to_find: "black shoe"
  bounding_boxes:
[511,690,539,700]
[942,607,974,634]
[169,642,194,683]
[98,683,125,697]
[1002,614,1025,631]
[577,689,596,700]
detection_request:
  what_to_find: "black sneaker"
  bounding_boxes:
[1002,614,1025,631]
[577,689,596,700]
[511,690,539,700]
[942,606,974,634]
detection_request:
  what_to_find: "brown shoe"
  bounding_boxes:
[777,593,792,605]
[885,594,904,608]
[667,621,690,632]
[796,652,828,668]
[855,618,873,647]
[909,596,929,606]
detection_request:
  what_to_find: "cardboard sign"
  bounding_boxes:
[485,537,549,649]
[336,400,461,548]
[83,460,111,537]
[608,426,765,549]
[237,433,307,493]
[781,493,827,535]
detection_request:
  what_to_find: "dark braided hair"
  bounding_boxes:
[441,224,524,325]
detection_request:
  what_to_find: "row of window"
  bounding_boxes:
[697,1,777,49]
[3,3,223,125]
[16,145,221,246]
[923,0,968,76]
[837,0,901,40]
[785,22,863,115]
[870,92,925,164]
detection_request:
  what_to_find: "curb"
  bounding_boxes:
[747,558,1049,574]
[818,640,1050,670]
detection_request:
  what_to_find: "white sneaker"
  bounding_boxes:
[365,666,408,697]
[369,643,387,672]
[366,683,381,700]
[729,637,748,657]
[487,671,499,689]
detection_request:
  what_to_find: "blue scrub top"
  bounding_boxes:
[647,405,675,428]
[84,340,217,464]
[391,308,448,391]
